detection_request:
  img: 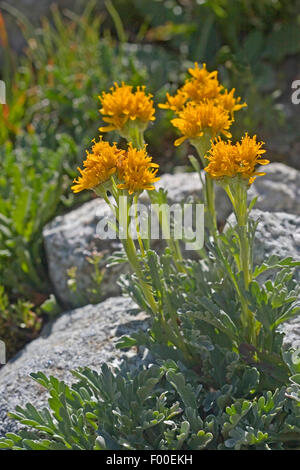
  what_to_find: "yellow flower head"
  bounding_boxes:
[99,82,155,133]
[215,88,247,118]
[171,101,233,146]
[71,138,124,193]
[204,134,269,184]
[159,63,247,124]
[187,62,218,83]
[117,143,160,195]
[182,78,222,103]
[158,89,187,113]
[159,63,220,112]
[182,63,222,104]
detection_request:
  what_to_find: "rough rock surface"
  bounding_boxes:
[43,171,229,308]
[44,163,300,308]
[43,198,125,308]
[280,317,300,350]
[252,210,300,266]
[0,296,148,438]
[248,163,300,216]
[225,208,300,347]
[226,209,300,267]
[1,205,300,436]
[0,292,299,437]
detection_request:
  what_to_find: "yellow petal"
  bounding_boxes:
[99,126,116,133]
[174,136,187,146]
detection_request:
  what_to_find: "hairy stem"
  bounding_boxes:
[225,181,256,345]
[192,139,218,242]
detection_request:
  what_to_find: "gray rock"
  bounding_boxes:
[281,317,300,350]
[226,209,300,345]
[152,171,202,203]
[247,209,300,349]
[252,210,300,266]
[43,171,230,308]
[225,209,300,345]
[153,171,232,221]
[43,197,126,308]
[0,274,299,437]
[1,208,300,437]
[43,164,300,308]
[224,209,300,349]
[248,163,300,216]
[0,296,148,437]
[226,209,300,266]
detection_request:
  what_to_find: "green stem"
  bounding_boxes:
[123,235,159,315]
[126,126,145,149]
[174,239,184,262]
[125,226,190,358]
[225,181,256,344]
[133,194,145,257]
[192,140,218,242]
[234,183,252,288]
[115,186,159,314]
[155,197,186,273]
[98,177,192,359]
[240,226,251,289]
[206,175,217,233]
[122,194,191,357]
[136,128,145,149]
[224,184,237,214]
[103,192,116,217]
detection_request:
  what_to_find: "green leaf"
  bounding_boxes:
[166,370,197,409]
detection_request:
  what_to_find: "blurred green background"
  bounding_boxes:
[0,0,300,358]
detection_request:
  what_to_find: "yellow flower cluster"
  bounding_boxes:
[71,138,159,195]
[171,102,233,146]
[215,88,247,119]
[159,63,220,113]
[99,83,155,133]
[117,143,160,195]
[204,134,269,184]
[71,139,124,193]
[159,62,246,145]
[72,68,266,200]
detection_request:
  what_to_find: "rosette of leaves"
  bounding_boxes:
[2,357,300,450]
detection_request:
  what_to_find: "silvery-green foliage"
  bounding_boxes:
[2,359,300,450]
[117,224,300,391]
